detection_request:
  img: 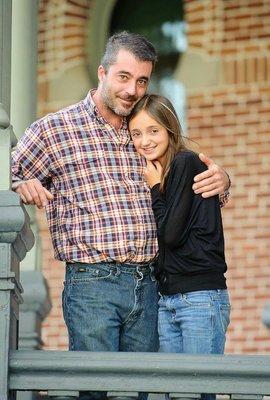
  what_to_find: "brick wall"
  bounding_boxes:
[37,0,92,350]
[38,0,92,116]
[38,208,68,349]
[39,0,270,352]
[186,0,270,353]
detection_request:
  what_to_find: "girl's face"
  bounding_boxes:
[129,110,170,166]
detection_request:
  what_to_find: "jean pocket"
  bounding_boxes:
[67,266,113,283]
[219,303,231,333]
[183,291,212,307]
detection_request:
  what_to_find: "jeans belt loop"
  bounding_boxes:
[114,265,121,277]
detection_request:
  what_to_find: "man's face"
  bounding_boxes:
[98,49,153,116]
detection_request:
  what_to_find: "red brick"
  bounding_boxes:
[37,0,270,355]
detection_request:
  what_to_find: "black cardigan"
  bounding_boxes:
[150,151,227,295]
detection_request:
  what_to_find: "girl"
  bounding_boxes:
[128,94,230,400]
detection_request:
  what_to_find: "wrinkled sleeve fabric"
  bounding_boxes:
[150,153,196,248]
[219,189,230,207]
[12,123,51,189]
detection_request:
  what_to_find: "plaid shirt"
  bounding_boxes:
[12,91,229,264]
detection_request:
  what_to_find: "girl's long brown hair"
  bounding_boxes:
[128,94,189,191]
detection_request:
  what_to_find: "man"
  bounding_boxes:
[12,32,230,399]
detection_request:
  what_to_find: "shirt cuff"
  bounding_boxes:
[219,189,230,208]
[225,171,232,191]
[11,180,24,190]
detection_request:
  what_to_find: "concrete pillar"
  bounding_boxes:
[0,0,11,114]
[10,1,52,398]
[11,0,38,136]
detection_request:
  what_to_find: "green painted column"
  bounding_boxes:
[10,0,43,281]
[0,10,13,387]
[10,2,52,399]
[0,0,11,115]
[10,1,40,275]
[0,0,51,400]
[0,3,34,398]
[10,0,38,136]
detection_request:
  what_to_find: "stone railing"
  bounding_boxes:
[8,350,270,399]
[0,103,35,399]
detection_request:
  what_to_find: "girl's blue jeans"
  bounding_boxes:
[158,289,231,400]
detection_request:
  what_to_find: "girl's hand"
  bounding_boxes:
[144,160,163,188]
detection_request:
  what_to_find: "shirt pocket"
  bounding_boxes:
[62,152,103,177]
[54,148,109,208]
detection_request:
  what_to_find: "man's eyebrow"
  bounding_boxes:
[139,76,150,82]
[117,70,131,75]
[117,71,149,81]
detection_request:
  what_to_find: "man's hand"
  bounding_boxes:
[15,178,54,209]
[192,153,230,198]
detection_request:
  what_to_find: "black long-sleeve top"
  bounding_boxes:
[151,151,227,295]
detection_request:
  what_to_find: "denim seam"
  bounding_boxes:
[123,270,143,324]
[218,304,231,334]
[210,307,214,353]
[64,282,75,351]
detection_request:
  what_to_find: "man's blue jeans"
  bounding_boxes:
[62,262,159,400]
[158,289,231,400]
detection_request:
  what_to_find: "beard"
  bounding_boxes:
[101,81,137,117]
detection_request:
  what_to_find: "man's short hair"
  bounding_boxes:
[101,31,158,71]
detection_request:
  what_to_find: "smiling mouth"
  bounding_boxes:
[142,147,156,153]
[120,97,136,106]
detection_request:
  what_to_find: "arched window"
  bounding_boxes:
[110,0,187,130]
